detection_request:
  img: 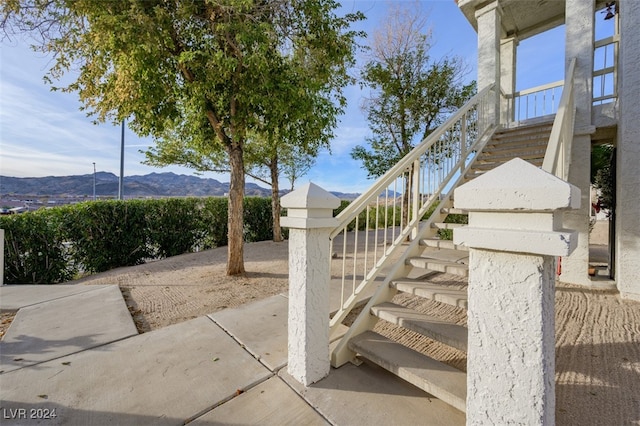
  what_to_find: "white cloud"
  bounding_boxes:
[329,125,370,156]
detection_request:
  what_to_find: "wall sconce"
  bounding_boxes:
[603,1,617,20]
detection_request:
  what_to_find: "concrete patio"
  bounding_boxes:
[0,284,464,425]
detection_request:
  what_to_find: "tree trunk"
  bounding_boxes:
[270,158,283,242]
[227,143,245,275]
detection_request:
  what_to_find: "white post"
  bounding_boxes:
[476,1,502,126]
[500,36,518,124]
[560,0,595,286]
[454,159,580,425]
[281,182,340,386]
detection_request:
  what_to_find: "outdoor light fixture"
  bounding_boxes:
[603,1,617,20]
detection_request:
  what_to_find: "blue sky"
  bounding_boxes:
[0,0,589,194]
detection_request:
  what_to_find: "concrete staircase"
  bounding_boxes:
[344,120,554,413]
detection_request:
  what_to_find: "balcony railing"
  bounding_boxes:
[506,35,618,123]
[508,80,564,124]
[593,34,619,105]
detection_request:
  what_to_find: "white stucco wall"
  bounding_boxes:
[616,0,640,301]
[559,0,595,286]
[466,250,556,426]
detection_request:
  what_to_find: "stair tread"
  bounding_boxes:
[420,248,469,264]
[391,279,468,308]
[466,158,543,178]
[407,257,469,277]
[493,124,553,138]
[484,138,549,148]
[475,151,546,163]
[421,238,468,251]
[481,146,548,157]
[349,330,466,413]
[472,157,544,170]
[489,133,550,144]
[431,222,465,230]
[372,302,467,352]
[440,207,468,215]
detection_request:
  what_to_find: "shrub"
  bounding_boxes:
[438,213,468,240]
[1,195,295,282]
[198,197,228,249]
[1,209,74,284]
[243,197,273,242]
[145,198,202,258]
[61,200,152,273]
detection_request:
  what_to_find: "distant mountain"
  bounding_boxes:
[0,172,270,197]
[0,172,361,199]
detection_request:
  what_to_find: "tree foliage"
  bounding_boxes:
[2,0,363,274]
[351,2,475,179]
[592,144,615,214]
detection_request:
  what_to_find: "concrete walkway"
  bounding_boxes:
[0,284,464,425]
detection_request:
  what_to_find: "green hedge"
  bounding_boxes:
[0,195,464,284]
[61,200,153,273]
[145,198,204,258]
[0,197,280,283]
[1,208,75,284]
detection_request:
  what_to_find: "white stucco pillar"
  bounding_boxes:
[281,183,340,385]
[500,36,517,124]
[616,0,640,301]
[454,158,580,425]
[560,0,595,286]
[476,1,502,125]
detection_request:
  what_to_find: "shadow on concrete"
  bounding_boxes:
[0,332,109,372]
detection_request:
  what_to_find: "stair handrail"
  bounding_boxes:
[328,84,496,334]
[542,58,577,180]
[331,84,496,236]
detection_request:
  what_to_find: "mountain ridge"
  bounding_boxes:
[0,172,360,199]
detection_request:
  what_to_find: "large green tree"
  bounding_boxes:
[144,125,323,243]
[144,71,334,244]
[352,3,475,178]
[2,0,362,275]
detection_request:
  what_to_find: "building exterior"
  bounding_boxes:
[282,0,639,421]
[458,0,639,300]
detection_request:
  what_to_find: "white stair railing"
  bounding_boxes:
[542,58,577,180]
[328,84,497,340]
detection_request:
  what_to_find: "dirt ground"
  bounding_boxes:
[2,239,639,424]
[75,240,291,332]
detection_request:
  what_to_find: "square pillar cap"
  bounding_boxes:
[281,182,340,210]
[454,158,580,211]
